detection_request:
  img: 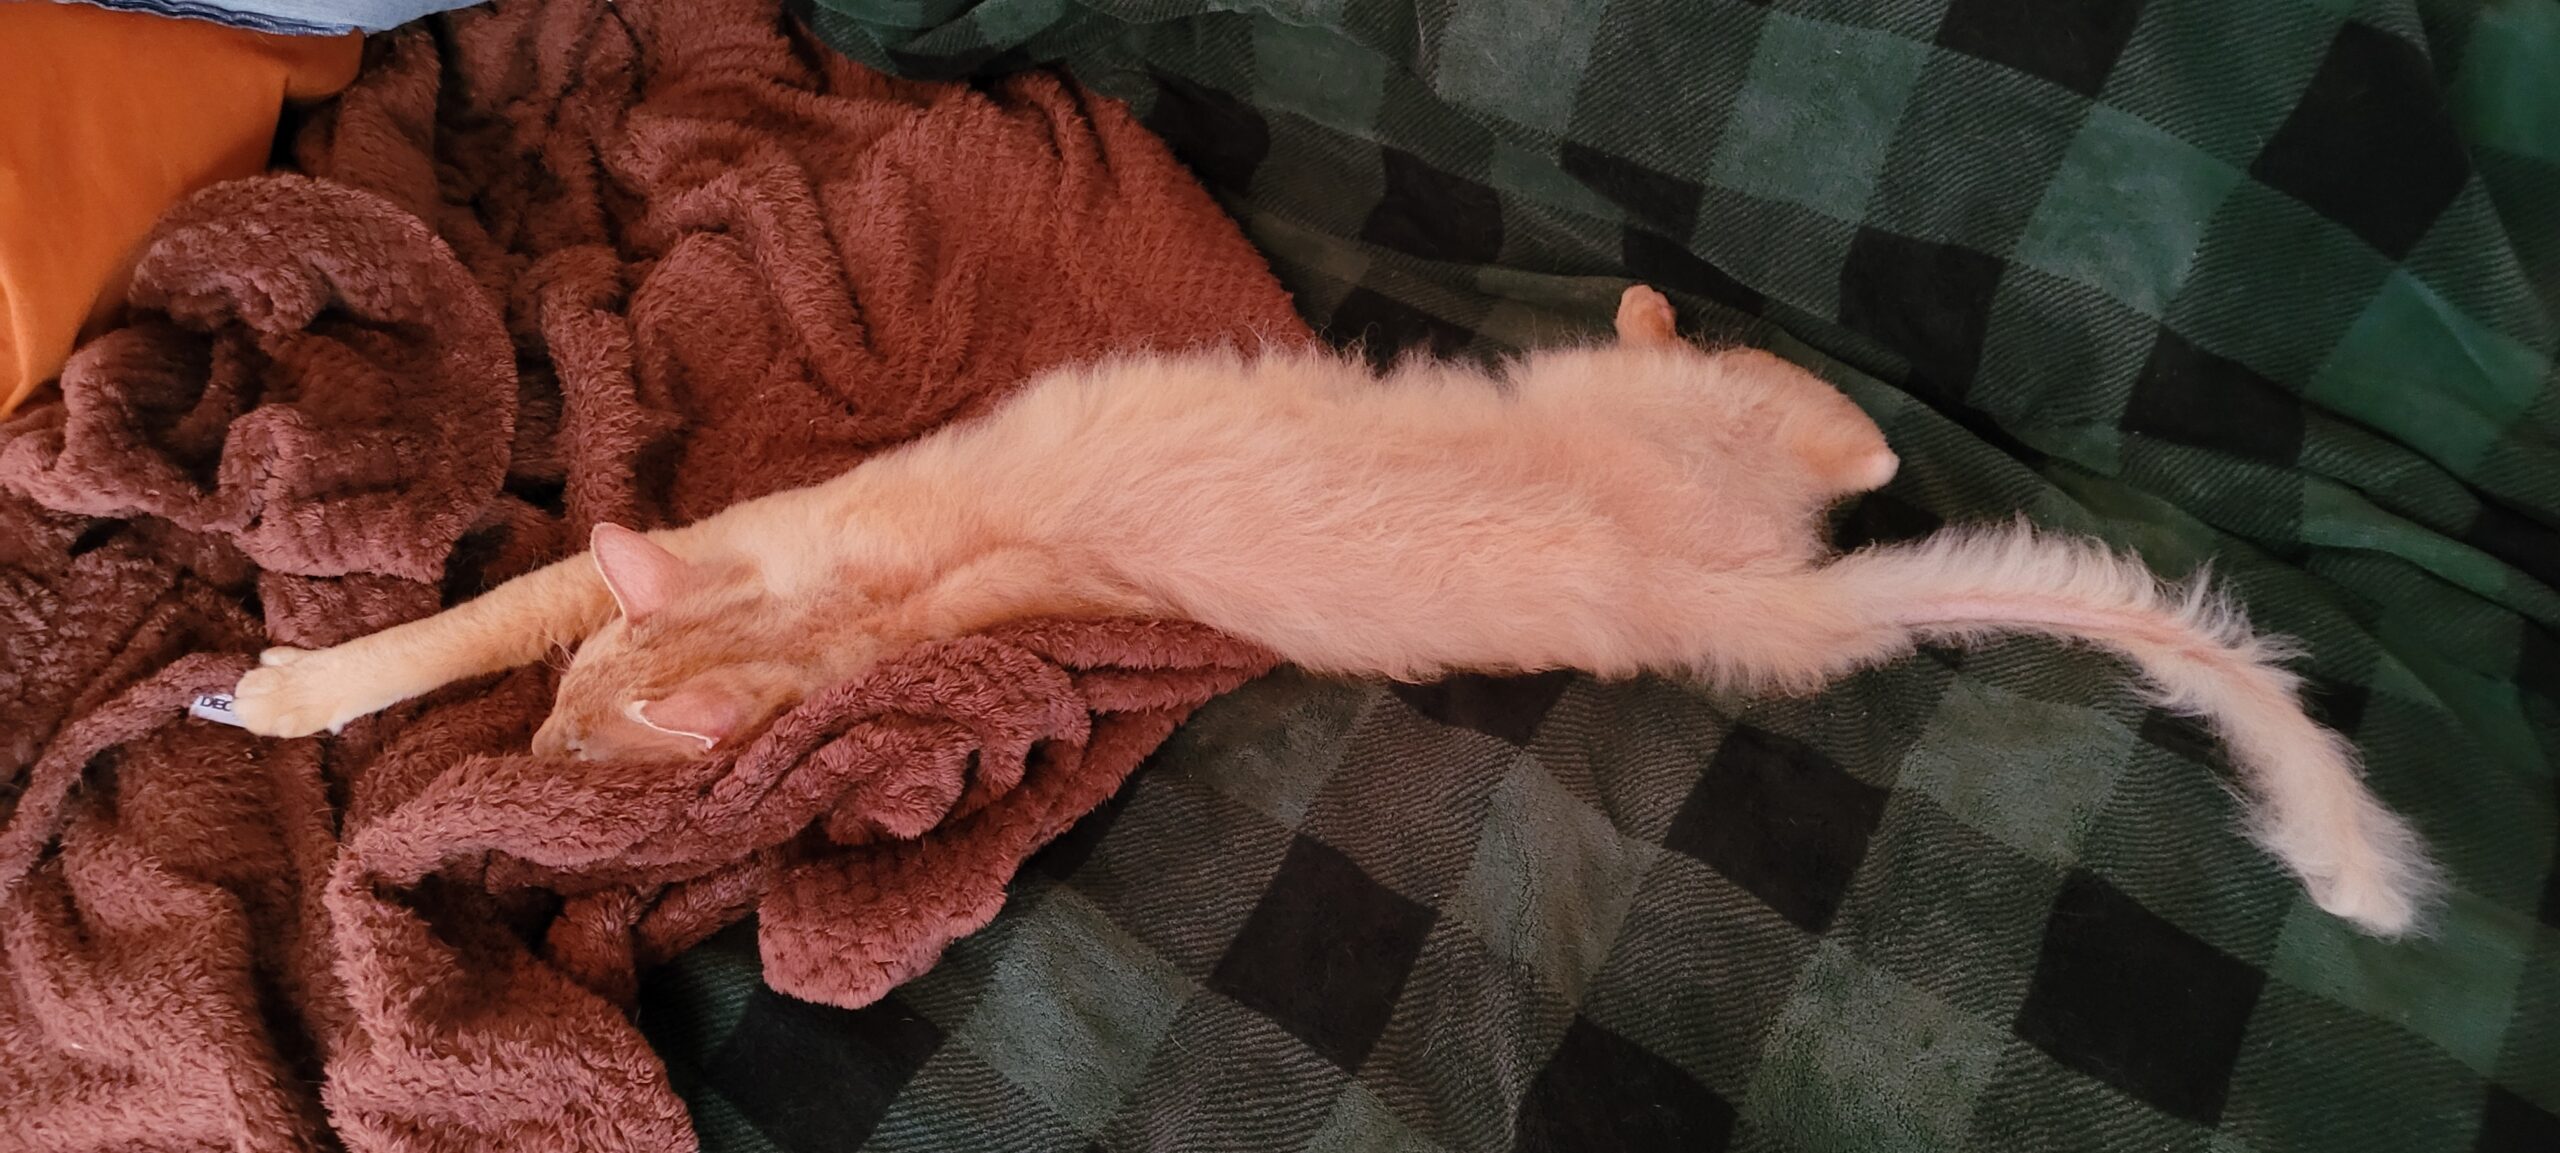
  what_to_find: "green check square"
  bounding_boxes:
[1522,676,1731,846]
[2076,745,2300,965]
[1453,757,1661,999]
[1834,793,2066,1022]
[1358,925,1580,1152]
[1709,13,1931,222]
[1306,1082,1448,1152]
[1742,940,2010,1153]
[2165,180,2393,385]
[1253,112,1399,238]
[968,0,1068,45]
[2219,983,2485,1152]
[2311,271,2551,473]
[1165,668,1372,830]
[1582,854,1816,1099]
[1691,185,1865,317]
[1968,1039,2225,1150]
[849,0,961,29]
[1564,0,1769,178]
[950,888,1195,1132]
[1865,51,2089,254]
[1896,678,2140,867]
[1252,17,1390,135]
[1425,0,1613,135]
[2469,380,2560,522]
[869,1049,1090,1150]
[2499,940,2560,1112]
[1771,0,1952,39]
[1234,0,1347,23]
[2270,888,2536,1076]
[2447,0,2560,166]
[1488,141,1627,223]
[2016,105,2244,317]
[1969,270,2153,472]
[2399,185,2554,359]
[2099,0,2340,166]
[1066,770,1299,978]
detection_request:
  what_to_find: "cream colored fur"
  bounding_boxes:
[231,286,2437,935]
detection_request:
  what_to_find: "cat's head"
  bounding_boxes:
[531,525,833,761]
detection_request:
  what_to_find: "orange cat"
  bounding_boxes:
[231,286,2435,935]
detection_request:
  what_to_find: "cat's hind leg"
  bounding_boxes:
[1616,284,1678,345]
[1610,284,1892,494]
[1715,347,1899,497]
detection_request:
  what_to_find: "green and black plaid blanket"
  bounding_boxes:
[640,1,2560,1148]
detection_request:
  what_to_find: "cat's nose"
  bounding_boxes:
[530,717,579,756]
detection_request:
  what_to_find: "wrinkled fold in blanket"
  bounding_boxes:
[0,0,1299,1149]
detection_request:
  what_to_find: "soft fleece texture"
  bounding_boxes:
[0,0,1297,1149]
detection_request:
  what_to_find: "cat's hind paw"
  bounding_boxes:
[1616,285,1678,346]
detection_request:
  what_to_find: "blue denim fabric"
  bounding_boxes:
[61,0,483,34]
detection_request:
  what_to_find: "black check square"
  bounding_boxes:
[1935,0,2144,97]
[2135,707,2222,768]
[707,989,944,1153]
[2014,871,2265,1125]
[2302,676,2371,737]
[2249,21,2471,260]
[2543,829,2560,928]
[1838,228,2008,405]
[1389,670,1574,746]
[2519,623,2560,709]
[1665,725,1889,934]
[1362,148,1505,264]
[1516,1016,1736,1153]
[2121,326,2307,466]
[1143,70,1270,196]
[2476,1085,2560,1152]
[1210,834,1437,1070]
[1561,143,1705,238]
[1832,489,1946,551]
[1623,226,1765,315]
[2465,498,2560,591]
[1025,772,1140,881]
[1325,286,1479,369]
[1866,44,2093,256]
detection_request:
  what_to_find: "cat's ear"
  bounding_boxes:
[591,523,693,622]
[629,686,745,751]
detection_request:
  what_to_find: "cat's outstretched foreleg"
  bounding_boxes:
[230,514,753,738]
[231,550,620,738]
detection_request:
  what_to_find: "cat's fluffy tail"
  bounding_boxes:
[1704,521,2438,937]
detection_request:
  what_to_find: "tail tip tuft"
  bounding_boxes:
[2310,873,2423,937]
[2298,816,2442,939]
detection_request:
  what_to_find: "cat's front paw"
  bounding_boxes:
[231,647,375,738]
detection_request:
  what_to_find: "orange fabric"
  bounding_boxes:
[0,3,360,418]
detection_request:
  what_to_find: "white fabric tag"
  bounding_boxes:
[189,692,246,728]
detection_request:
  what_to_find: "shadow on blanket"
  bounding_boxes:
[0,0,1297,1148]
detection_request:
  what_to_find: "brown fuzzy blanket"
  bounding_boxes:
[0,1,1300,1148]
